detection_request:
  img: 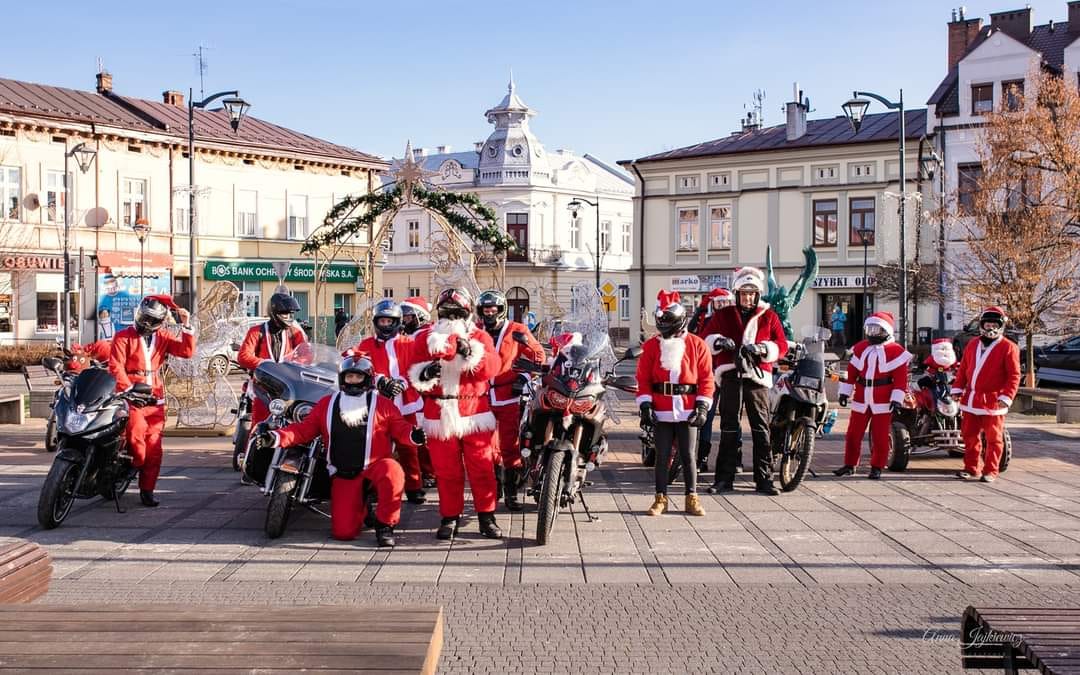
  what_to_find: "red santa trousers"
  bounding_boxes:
[329,457,404,541]
[396,443,423,492]
[126,404,166,491]
[961,413,1006,478]
[843,410,892,469]
[427,429,498,517]
[494,406,524,469]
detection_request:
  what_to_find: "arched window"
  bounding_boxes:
[506,286,529,323]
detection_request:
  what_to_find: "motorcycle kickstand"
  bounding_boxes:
[808,467,819,479]
[113,492,126,514]
[577,491,600,523]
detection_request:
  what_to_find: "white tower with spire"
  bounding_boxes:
[476,75,552,186]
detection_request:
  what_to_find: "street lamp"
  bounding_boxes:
[567,197,602,292]
[188,89,250,319]
[854,225,875,328]
[843,89,908,346]
[131,218,150,297]
[62,141,97,349]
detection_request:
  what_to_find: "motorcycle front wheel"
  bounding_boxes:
[265,472,297,539]
[232,420,250,472]
[535,450,566,546]
[889,422,913,472]
[37,456,81,529]
[779,421,814,492]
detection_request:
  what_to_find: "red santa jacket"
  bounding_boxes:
[951,337,1021,416]
[701,303,788,388]
[270,390,414,475]
[108,325,196,401]
[236,323,307,371]
[837,339,911,415]
[354,334,423,416]
[399,318,501,440]
[635,332,715,423]
[484,320,545,408]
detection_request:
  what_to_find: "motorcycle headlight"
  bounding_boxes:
[569,396,596,414]
[292,402,314,422]
[544,390,571,410]
[797,375,821,389]
[937,400,959,416]
[63,411,93,434]
[269,399,287,417]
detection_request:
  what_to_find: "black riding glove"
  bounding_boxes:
[917,375,933,389]
[410,428,427,447]
[890,401,903,414]
[838,394,849,408]
[420,362,441,382]
[687,402,709,427]
[455,337,472,359]
[255,431,275,449]
[639,402,656,427]
[377,376,406,399]
[712,336,736,352]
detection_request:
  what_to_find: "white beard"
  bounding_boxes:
[658,335,686,378]
[339,393,369,428]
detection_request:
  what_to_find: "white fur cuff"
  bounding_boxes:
[890,389,906,405]
[838,382,854,397]
[408,360,439,393]
[760,341,780,363]
[462,338,485,373]
[635,394,652,406]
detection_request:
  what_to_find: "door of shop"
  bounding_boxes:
[819,293,873,349]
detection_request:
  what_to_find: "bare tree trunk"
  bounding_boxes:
[1025,331,1036,388]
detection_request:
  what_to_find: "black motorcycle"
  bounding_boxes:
[515,331,639,545]
[36,357,155,529]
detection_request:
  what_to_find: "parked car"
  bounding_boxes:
[952,316,1023,358]
[205,317,267,377]
[1034,335,1080,386]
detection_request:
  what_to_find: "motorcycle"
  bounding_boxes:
[45,341,111,453]
[240,343,338,539]
[36,357,155,529]
[230,341,252,472]
[514,330,639,545]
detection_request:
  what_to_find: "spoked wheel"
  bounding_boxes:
[207,355,230,378]
[535,450,566,546]
[37,456,81,529]
[265,473,297,539]
[778,421,815,492]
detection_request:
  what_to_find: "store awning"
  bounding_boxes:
[97,251,174,269]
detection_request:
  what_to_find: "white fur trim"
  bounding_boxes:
[656,409,691,423]
[998,396,1013,407]
[398,397,424,415]
[635,394,652,406]
[705,334,727,355]
[462,337,485,373]
[880,350,912,373]
[338,392,369,428]
[696,395,713,408]
[732,266,765,293]
[408,360,439,393]
[950,387,963,396]
[714,363,735,383]
[658,336,686,377]
[961,404,1008,416]
[420,409,496,440]
[849,353,864,370]
[427,318,469,355]
[760,340,780,363]
[838,382,854,397]
[889,389,906,405]
[864,315,894,337]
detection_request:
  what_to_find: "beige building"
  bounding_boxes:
[621,89,939,346]
[0,71,386,345]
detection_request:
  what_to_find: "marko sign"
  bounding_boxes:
[203,259,361,284]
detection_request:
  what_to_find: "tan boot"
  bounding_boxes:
[646,493,668,516]
[685,493,706,517]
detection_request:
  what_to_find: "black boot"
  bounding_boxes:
[504,468,523,512]
[139,490,159,507]
[755,482,780,496]
[406,489,427,505]
[868,467,882,480]
[833,465,856,477]
[423,475,437,489]
[374,521,396,547]
[494,465,504,500]
[478,512,503,539]
[707,480,734,494]
[436,516,459,540]
[735,446,745,474]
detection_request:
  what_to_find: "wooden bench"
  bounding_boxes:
[0,395,24,425]
[21,364,59,419]
[961,606,1080,673]
[0,540,52,604]
[0,604,443,673]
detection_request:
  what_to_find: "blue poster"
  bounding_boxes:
[97,269,172,328]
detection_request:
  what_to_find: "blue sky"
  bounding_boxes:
[3,1,1070,164]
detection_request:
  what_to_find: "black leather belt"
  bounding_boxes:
[432,394,481,400]
[857,377,892,387]
[652,383,698,395]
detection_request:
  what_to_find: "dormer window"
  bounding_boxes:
[972,83,994,115]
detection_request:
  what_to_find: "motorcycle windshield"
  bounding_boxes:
[253,343,341,404]
[70,368,118,410]
[565,331,611,369]
[799,325,831,354]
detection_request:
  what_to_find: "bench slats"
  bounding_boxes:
[0,540,51,604]
[963,605,1080,674]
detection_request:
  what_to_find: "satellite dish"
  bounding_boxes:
[84,207,110,228]
[23,193,40,210]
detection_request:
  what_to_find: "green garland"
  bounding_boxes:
[300,183,519,255]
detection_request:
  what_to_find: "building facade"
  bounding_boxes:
[623,90,938,347]
[381,80,635,336]
[0,71,386,344]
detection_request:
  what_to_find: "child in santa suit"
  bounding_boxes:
[636,290,715,516]
[401,288,504,540]
[953,307,1021,483]
[108,295,196,506]
[236,292,308,432]
[914,338,958,411]
[833,312,911,480]
[256,354,420,546]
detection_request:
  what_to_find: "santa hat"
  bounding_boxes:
[550,332,582,355]
[656,290,682,315]
[401,296,431,318]
[144,294,179,311]
[930,338,956,368]
[731,267,765,293]
[863,311,895,337]
[981,306,1008,322]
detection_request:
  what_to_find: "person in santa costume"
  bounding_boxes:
[353,299,428,505]
[476,289,545,512]
[914,338,959,411]
[702,267,788,495]
[400,296,432,336]
[952,307,1020,482]
[254,353,420,546]
[833,312,911,479]
[693,287,735,472]
[108,295,195,506]
[236,292,308,432]
[401,288,503,540]
[637,290,715,516]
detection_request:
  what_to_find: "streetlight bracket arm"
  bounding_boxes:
[853,91,900,110]
[193,90,240,109]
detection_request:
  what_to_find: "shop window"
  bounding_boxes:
[333,293,354,314]
[122,178,146,227]
[35,273,78,333]
[290,291,309,321]
[1,167,20,221]
[240,281,261,317]
[0,272,12,333]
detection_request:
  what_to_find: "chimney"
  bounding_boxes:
[412,147,427,160]
[95,71,113,94]
[989,7,1033,42]
[948,9,984,70]
[436,144,452,154]
[1069,1,1080,33]
[785,82,807,142]
[741,111,761,133]
[162,90,185,107]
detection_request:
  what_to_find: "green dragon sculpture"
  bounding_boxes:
[763,245,819,340]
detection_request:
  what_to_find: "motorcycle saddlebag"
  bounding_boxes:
[242,443,274,485]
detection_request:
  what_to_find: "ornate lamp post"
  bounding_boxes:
[567,197,601,292]
[131,218,151,297]
[62,142,97,349]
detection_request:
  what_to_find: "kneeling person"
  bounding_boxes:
[255,354,422,546]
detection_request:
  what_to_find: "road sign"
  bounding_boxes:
[601,295,617,312]
[600,281,616,296]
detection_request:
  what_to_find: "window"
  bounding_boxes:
[709,173,730,189]
[677,175,699,193]
[600,220,612,252]
[677,207,698,250]
[291,291,309,321]
[506,213,528,261]
[1,167,21,221]
[333,293,354,315]
[240,281,261,317]
[236,189,258,237]
[621,222,631,253]
[288,194,308,240]
[569,216,581,249]
[407,219,420,250]
[407,287,421,298]
[849,197,875,246]
[812,199,838,247]
[34,273,77,333]
[972,83,994,114]
[121,178,146,227]
[382,288,394,298]
[175,204,190,234]
[708,205,731,249]
[45,171,71,223]
[958,164,983,215]
[1003,80,1024,111]
[618,285,630,321]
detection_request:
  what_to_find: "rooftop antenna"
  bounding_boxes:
[193,45,210,99]
[96,56,105,74]
[752,89,765,125]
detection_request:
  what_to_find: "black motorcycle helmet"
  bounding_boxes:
[979,306,1007,341]
[339,354,375,396]
[435,288,473,321]
[268,292,301,330]
[134,296,169,336]
[372,299,402,340]
[654,290,688,339]
[400,297,430,335]
[476,289,507,330]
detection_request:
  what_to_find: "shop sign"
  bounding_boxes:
[812,275,877,289]
[670,275,701,292]
[204,260,361,284]
[0,254,63,271]
[698,273,733,291]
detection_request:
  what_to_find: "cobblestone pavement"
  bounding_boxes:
[2,411,1079,672]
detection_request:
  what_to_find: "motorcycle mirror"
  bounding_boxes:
[512,331,528,345]
[623,346,643,360]
[41,357,64,374]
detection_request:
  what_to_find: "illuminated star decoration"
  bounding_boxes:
[392,140,438,205]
